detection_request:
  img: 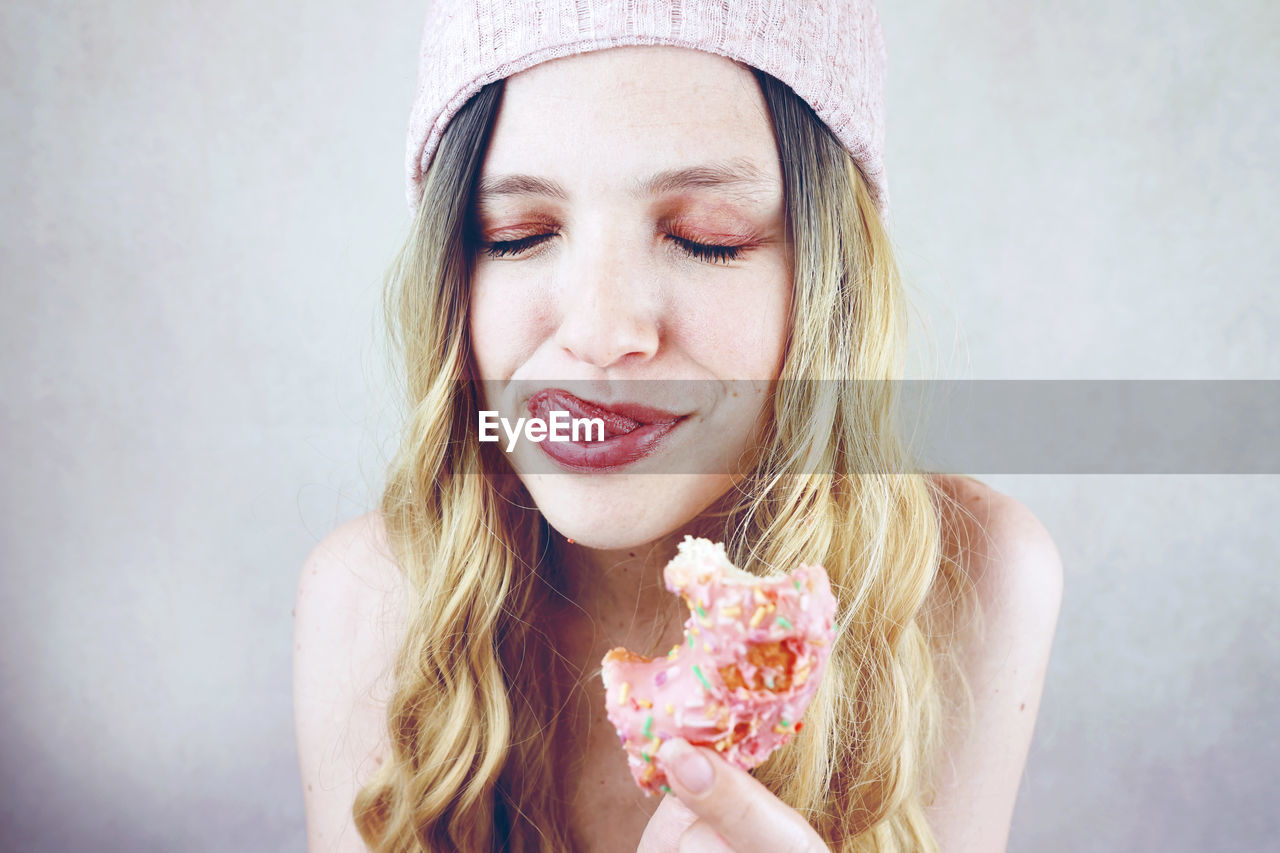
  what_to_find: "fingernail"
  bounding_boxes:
[658,739,714,795]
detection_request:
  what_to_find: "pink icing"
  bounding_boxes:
[600,537,838,794]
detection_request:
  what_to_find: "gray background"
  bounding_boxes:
[1,0,1275,850]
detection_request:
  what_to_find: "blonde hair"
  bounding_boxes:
[354,68,974,852]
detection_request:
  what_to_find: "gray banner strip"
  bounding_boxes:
[898,380,1280,474]
[465,380,1280,475]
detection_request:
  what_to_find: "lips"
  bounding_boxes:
[525,388,685,471]
[527,389,681,435]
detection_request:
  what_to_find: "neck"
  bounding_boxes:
[546,523,720,660]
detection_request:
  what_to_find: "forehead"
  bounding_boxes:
[479,45,781,193]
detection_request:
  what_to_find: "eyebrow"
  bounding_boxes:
[475,157,776,204]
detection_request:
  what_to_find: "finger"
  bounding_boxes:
[656,738,827,853]
[678,820,736,852]
[636,793,699,852]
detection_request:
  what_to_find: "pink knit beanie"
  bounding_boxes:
[405,0,888,213]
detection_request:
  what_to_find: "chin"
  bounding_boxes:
[521,472,733,551]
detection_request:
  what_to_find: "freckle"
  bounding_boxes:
[307,784,313,791]
[1020,703,1026,711]
[296,644,301,651]
[291,608,296,617]
[629,552,636,557]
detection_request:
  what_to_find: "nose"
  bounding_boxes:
[552,231,661,369]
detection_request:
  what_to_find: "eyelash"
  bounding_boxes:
[478,232,745,264]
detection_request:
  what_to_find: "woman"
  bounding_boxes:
[294,3,1063,851]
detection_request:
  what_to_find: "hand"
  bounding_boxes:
[635,738,831,852]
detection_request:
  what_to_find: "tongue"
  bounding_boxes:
[531,391,643,438]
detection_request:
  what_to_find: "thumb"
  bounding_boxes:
[655,738,826,853]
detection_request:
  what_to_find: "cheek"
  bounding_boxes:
[469,272,551,378]
[672,260,791,377]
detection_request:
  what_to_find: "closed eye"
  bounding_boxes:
[479,233,553,258]
[477,233,746,265]
[668,236,745,264]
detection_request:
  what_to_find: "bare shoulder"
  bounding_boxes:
[930,473,1064,624]
[924,474,1064,853]
[295,510,406,615]
[293,511,409,852]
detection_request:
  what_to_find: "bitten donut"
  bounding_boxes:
[600,536,838,795]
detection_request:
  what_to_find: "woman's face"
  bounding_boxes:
[469,45,791,550]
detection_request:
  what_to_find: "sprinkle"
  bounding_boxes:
[665,703,675,715]
[776,616,794,630]
[794,579,802,591]
[660,784,672,794]
[567,538,575,544]
[637,698,653,709]
[703,642,713,653]
[692,664,713,692]
[688,634,695,648]
[643,715,653,738]
[668,646,678,659]
[695,603,708,620]
[765,674,775,690]
[754,587,768,604]
[780,718,790,728]
[720,604,741,618]
[643,751,653,763]
[654,671,667,687]
[749,606,768,628]
[618,683,630,707]
[773,724,787,734]
[794,722,804,733]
